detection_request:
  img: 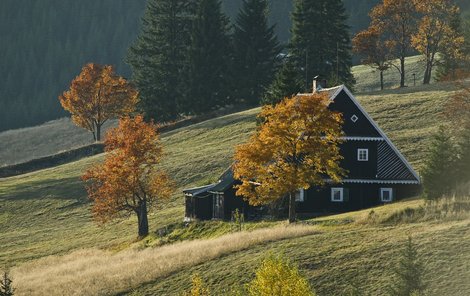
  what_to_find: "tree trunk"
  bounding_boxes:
[400,56,406,88]
[288,192,296,223]
[423,62,432,85]
[136,200,149,237]
[96,123,101,142]
[380,70,384,90]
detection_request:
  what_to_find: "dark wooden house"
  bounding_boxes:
[184,85,421,221]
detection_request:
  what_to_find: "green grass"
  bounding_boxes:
[126,198,470,296]
[0,56,467,294]
[353,55,435,93]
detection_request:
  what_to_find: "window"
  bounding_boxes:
[380,188,393,202]
[295,189,305,202]
[331,188,344,202]
[357,148,368,161]
[351,114,359,123]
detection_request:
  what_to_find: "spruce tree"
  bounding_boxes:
[188,0,231,114]
[233,0,281,106]
[388,236,425,296]
[127,0,195,122]
[262,58,303,105]
[290,0,355,90]
[422,126,458,199]
[0,271,13,296]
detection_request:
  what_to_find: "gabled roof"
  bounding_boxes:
[327,85,420,183]
[209,167,235,193]
[183,184,217,197]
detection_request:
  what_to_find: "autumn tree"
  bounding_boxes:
[370,0,418,88]
[82,115,173,237]
[412,0,464,84]
[234,93,344,223]
[246,254,315,296]
[59,63,138,141]
[353,26,391,90]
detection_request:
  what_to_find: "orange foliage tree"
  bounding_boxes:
[370,0,418,88]
[353,26,391,90]
[233,93,345,223]
[412,0,464,84]
[59,63,139,141]
[82,115,173,237]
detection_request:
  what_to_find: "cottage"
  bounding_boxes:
[183,84,421,221]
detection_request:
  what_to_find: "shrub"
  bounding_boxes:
[246,254,315,296]
[183,274,210,296]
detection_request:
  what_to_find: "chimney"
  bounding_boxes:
[312,75,319,93]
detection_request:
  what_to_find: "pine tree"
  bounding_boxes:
[127,0,195,122]
[422,126,458,199]
[0,271,14,296]
[388,236,425,296]
[233,0,281,106]
[262,58,303,105]
[290,0,355,90]
[188,0,232,114]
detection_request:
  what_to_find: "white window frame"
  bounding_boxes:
[357,148,369,161]
[295,189,305,202]
[331,187,344,202]
[380,188,393,202]
[351,114,359,123]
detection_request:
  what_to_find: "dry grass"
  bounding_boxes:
[11,224,317,296]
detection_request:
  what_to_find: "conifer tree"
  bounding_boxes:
[188,0,232,114]
[0,271,14,296]
[233,0,281,106]
[388,236,425,296]
[422,126,458,199]
[290,0,355,90]
[127,0,195,121]
[262,58,303,105]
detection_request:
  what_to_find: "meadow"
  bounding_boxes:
[0,59,468,295]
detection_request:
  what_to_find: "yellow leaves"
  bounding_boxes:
[233,93,345,206]
[59,63,139,140]
[246,254,315,296]
[82,115,173,223]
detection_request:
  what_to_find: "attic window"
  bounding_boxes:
[351,114,359,123]
[357,149,369,161]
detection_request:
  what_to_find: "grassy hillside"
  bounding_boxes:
[0,55,445,167]
[0,76,466,294]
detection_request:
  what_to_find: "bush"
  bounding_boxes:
[246,254,315,296]
[183,274,210,296]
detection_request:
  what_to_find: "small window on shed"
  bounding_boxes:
[351,114,359,123]
[331,188,343,202]
[357,148,369,161]
[380,188,393,202]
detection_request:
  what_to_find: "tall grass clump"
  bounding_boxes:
[11,225,317,296]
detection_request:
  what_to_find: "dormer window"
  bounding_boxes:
[357,149,368,161]
[351,114,358,123]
